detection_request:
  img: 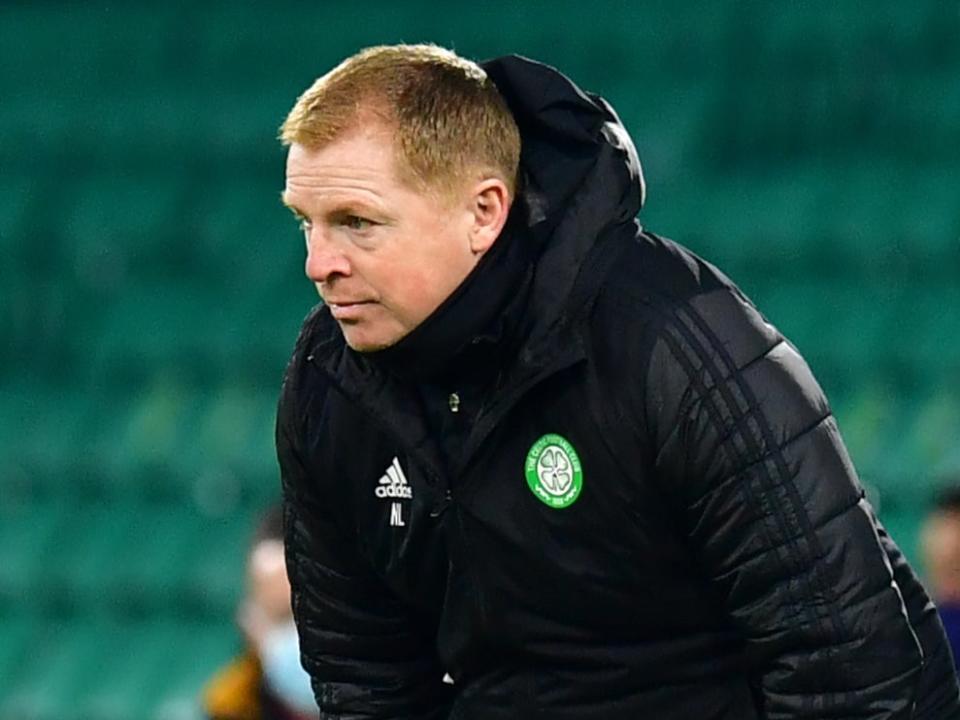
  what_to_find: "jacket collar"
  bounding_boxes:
[365,206,534,385]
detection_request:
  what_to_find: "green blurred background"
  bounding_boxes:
[1,1,958,718]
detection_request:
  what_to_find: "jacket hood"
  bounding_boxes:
[481,55,645,357]
[482,55,645,231]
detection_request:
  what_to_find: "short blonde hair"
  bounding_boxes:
[280,44,520,198]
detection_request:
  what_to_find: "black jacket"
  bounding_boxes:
[277,56,960,719]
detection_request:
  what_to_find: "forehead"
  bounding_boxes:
[284,126,416,214]
[286,124,398,179]
[283,122,465,213]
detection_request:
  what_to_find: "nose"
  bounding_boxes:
[304,227,350,284]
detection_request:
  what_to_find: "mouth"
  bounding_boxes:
[326,299,373,308]
[327,300,375,320]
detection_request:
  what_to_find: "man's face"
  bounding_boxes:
[238,538,293,648]
[283,124,481,352]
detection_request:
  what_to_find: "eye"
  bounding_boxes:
[343,215,373,231]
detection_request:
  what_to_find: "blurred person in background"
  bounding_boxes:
[923,486,960,671]
[202,506,316,720]
[276,44,960,719]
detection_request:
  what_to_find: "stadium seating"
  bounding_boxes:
[1,2,958,718]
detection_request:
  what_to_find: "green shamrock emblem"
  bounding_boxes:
[524,434,583,509]
[538,447,572,494]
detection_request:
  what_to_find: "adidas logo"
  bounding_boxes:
[375,457,413,500]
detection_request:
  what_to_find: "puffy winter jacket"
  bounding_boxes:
[277,55,960,719]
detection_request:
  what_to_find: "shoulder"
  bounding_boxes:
[595,227,783,365]
[585,228,790,441]
[603,227,746,309]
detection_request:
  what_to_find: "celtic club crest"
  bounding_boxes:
[524,434,583,509]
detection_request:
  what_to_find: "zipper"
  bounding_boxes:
[309,358,451,509]
[430,488,453,518]
[451,343,587,481]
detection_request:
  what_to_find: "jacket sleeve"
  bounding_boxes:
[644,285,960,720]
[277,352,452,719]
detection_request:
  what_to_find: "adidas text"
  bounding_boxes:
[376,457,413,501]
[376,484,413,499]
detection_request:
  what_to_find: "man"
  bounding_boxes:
[922,486,960,670]
[276,44,960,719]
[203,506,317,720]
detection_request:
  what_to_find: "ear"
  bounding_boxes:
[467,178,511,255]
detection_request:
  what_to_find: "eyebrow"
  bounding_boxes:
[280,193,386,221]
[279,191,304,216]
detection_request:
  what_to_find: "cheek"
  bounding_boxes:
[362,219,475,325]
[394,264,450,318]
[390,243,469,297]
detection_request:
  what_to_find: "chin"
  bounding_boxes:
[341,327,403,353]
[344,339,391,353]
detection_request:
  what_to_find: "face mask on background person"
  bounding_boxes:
[259,619,317,715]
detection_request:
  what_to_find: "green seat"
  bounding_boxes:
[178,507,260,617]
[41,506,134,615]
[95,382,278,506]
[898,287,960,384]
[0,613,42,706]
[0,616,106,720]
[909,391,960,483]
[61,618,197,720]
[0,174,33,252]
[65,176,187,284]
[144,619,238,720]
[79,617,177,720]
[106,506,206,616]
[194,182,301,294]
[0,501,72,612]
[74,619,234,719]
